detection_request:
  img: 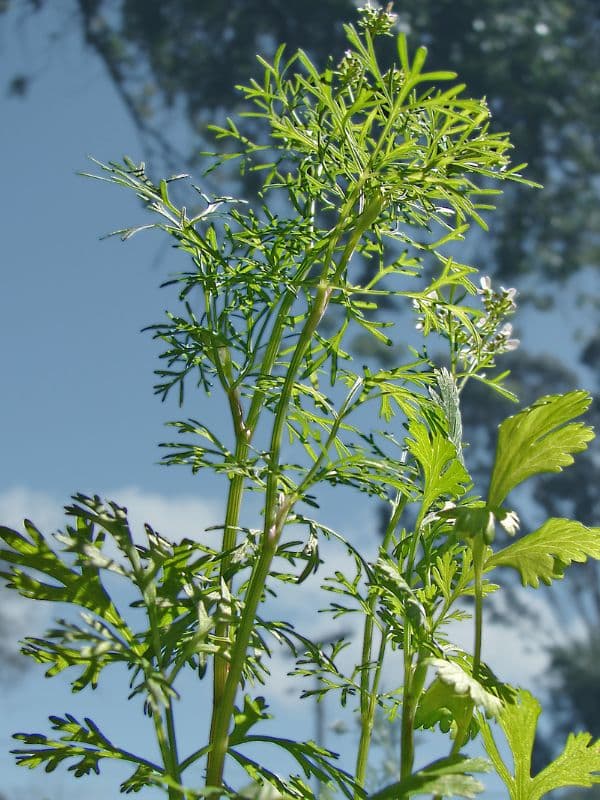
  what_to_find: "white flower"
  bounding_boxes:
[500,285,517,308]
[478,276,492,293]
[422,501,456,528]
[499,510,520,536]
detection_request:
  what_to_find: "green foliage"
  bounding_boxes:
[1,6,598,800]
[487,391,594,507]
[424,659,504,720]
[11,0,597,284]
[486,518,600,588]
[368,755,490,799]
[12,713,163,791]
[406,421,471,520]
[480,690,600,800]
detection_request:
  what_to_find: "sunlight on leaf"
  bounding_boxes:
[480,689,600,800]
[486,518,600,588]
[488,391,593,506]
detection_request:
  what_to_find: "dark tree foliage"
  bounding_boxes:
[3,0,599,285]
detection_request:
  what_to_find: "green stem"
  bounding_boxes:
[205,537,278,790]
[399,517,427,783]
[472,535,485,681]
[355,493,407,794]
[165,703,181,782]
[209,436,250,758]
[208,285,315,774]
[205,172,378,791]
[432,537,487,800]
[400,653,428,780]
[151,710,181,800]
[206,181,376,790]
[355,622,389,794]
[205,281,334,790]
[207,198,346,746]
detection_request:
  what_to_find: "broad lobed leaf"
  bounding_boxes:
[480,689,600,800]
[486,518,600,588]
[426,658,503,719]
[488,391,593,506]
[407,421,471,519]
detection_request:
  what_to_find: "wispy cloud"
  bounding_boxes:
[0,485,222,666]
[0,485,222,543]
[0,486,66,531]
[103,485,222,542]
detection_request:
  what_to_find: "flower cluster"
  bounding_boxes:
[337,49,363,88]
[411,276,519,376]
[413,290,441,334]
[458,276,520,371]
[357,2,398,36]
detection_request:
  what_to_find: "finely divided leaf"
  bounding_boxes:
[0,519,128,636]
[229,696,271,746]
[480,690,600,800]
[230,735,357,800]
[12,714,161,783]
[369,755,490,799]
[488,391,593,506]
[486,518,600,588]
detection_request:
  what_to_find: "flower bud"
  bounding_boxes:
[453,507,496,544]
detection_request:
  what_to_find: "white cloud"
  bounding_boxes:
[0,486,554,708]
[0,486,66,531]
[0,485,222,648]
[0,485,222,544]
[105,486,222,542]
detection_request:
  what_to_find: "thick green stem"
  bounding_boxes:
[434,536,486,800]
[400,654,428,780]
[165,703,181,779]
[355,624,388,793]
[400,635,414,780]
[205,537,279,790]
[206,175,376,791]
[205,282,334,790]
[208,286,316,770]
[472,535,485,680]
[399,519,427,782]
[209,437,250,756]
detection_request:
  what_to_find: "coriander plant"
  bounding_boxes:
[2,5,599,799]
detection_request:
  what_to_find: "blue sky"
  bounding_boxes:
[0,4,597,800]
